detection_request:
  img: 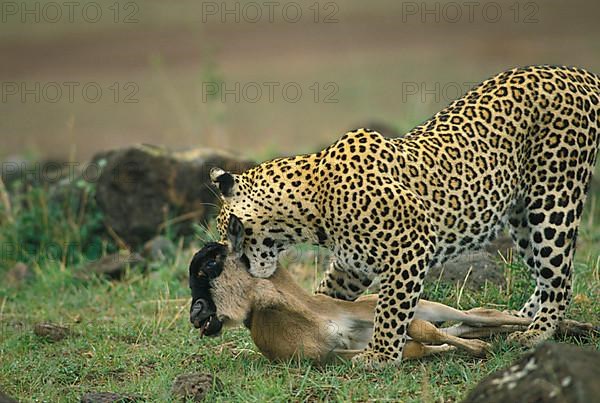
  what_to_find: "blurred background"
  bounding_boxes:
[3,0,600,161]
[1,2,600,401]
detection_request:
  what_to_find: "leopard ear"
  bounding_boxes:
[227,214,245,256]
[210,167,235,197]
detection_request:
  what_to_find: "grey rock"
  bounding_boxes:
[4,262,31,286]
[80,252,145,279]
[142,236,176,262]
[484,235,514,256]
[462,342,600,403]
[171,373,223,402]
[93,145,254,248]
[33,322,70,342]
[1,154,30,189]
[1,155,75,190]
[0,390,18,403]
[426,251,505,289]
[426,236,514,289]
[358,121,403,138]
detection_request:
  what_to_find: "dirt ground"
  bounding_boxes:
[2,0,600,160]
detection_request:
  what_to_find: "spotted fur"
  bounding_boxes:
[212,65,600,367]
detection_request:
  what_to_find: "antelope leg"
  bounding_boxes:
[408,319,491,357]
[375,299,593,332]
[415,300,531,327]
[440,323,526,339]
[557,319,600,337]
[440,318,599,339]
[462,307,531,326]
[332,341,456,361]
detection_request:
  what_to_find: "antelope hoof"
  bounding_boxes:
[463,339,492,357]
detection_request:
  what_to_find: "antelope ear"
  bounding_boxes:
[227,214,245,256]
[210,167,235,197]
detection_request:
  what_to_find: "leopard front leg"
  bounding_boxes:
[352,248,435,368]
[507,189,584,347]
[315,257,374,301]
[352,216,436,369]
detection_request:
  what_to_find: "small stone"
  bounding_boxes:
[142,236,176,262]
[0,390,18,403]
[33,322,70,342]
[357,121,403,138]
[484,235,514,256]
[426,250,505,289]
[171,373,223,402]
[4,262,31,286]
[80,252,145,279]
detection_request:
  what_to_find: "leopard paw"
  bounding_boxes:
[507,328,552,347]
[351,350,398,370]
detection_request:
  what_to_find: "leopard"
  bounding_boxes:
[189,213,533,364]
[209,65,600,368]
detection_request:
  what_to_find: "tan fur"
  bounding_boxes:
[208,253,536,364]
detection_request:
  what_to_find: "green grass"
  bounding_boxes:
[1,171,599,402]
[1,243,598,401]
